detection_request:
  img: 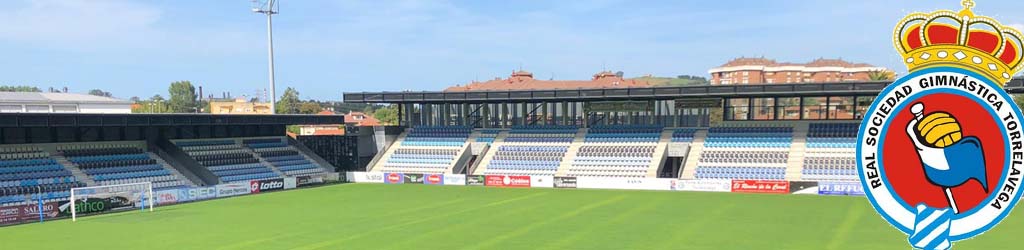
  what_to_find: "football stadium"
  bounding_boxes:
[4,1,1024,249]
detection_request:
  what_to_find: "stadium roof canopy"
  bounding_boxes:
[0,113,344,128]
[0,92,131,104]
[343,78,1024,104]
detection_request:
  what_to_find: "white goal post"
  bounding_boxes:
[69,182,153,222]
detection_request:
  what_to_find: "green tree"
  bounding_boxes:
[299,102,322,114]
[286,125,301,134]
[372,105,399,125]
[168,81,198,113]
[868,70,896,81]
[0,86,42,92]
[88,89,112,97]
[276,87,301,114]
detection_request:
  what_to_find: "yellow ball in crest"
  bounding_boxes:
[915,112,963,148]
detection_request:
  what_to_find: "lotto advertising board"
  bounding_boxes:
[817,182,865,196]
[672,179,731,192]
[730,180,790,194]
[484,175,531,187]
[250,179,286,193]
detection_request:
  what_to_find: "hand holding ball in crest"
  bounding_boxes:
[905,102,989,214]
[911,103,962,148]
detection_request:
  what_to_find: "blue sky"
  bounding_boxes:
[2,0,1023,101]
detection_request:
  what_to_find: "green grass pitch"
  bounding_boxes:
[1,184,1020,249]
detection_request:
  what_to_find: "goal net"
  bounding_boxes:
[68,182,153,221]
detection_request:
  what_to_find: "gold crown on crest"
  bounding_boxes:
[894,0,1023,86]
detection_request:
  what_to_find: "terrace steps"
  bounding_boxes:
[785,123,810,181]
[646,129,674,178]
[679,130,707,179]
[555,128,588,176]
[471,131,508,175]
[52,154,96,186]
[368,129,410,172]
[148,152,196,187]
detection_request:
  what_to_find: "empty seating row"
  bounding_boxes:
[476,129,502,144]
[175,139,284,183]
[671,129,698,142]
[246,138,327,178]
[1,151,49,160]
[695,166,786,180]
[60,146,143,157]
[75,159,157,169]
[801,123,859,181]
[566,125,661,178]
[0,158,56,167]
[63,144,194,189]
[484,133,570,176]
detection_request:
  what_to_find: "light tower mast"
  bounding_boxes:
[252,0,279,114]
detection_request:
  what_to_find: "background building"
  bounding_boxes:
[0,92,132,114]
[299,111,381,136]
[708,57,890,85]
[209,97,272,114]
[446,70,651,91]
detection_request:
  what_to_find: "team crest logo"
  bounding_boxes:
[858,1,1024,249]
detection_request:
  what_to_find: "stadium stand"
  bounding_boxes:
[800,123,858,181]
[60,144,194,190]
[476,125,578,177]
[474,129,502,144]
[566,125,664,178]
[692,126,793,180]
[400,123,859,181]
[371,126,473,174]
[0,146,81,206]
[245,138,327,177]
[174,139,283,183]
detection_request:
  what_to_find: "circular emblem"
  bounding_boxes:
[858,67,1024,243]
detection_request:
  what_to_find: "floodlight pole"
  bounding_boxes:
[255,0,278,114]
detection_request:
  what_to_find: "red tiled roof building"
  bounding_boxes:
[708,57,890,85]
[445,70,651,92]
